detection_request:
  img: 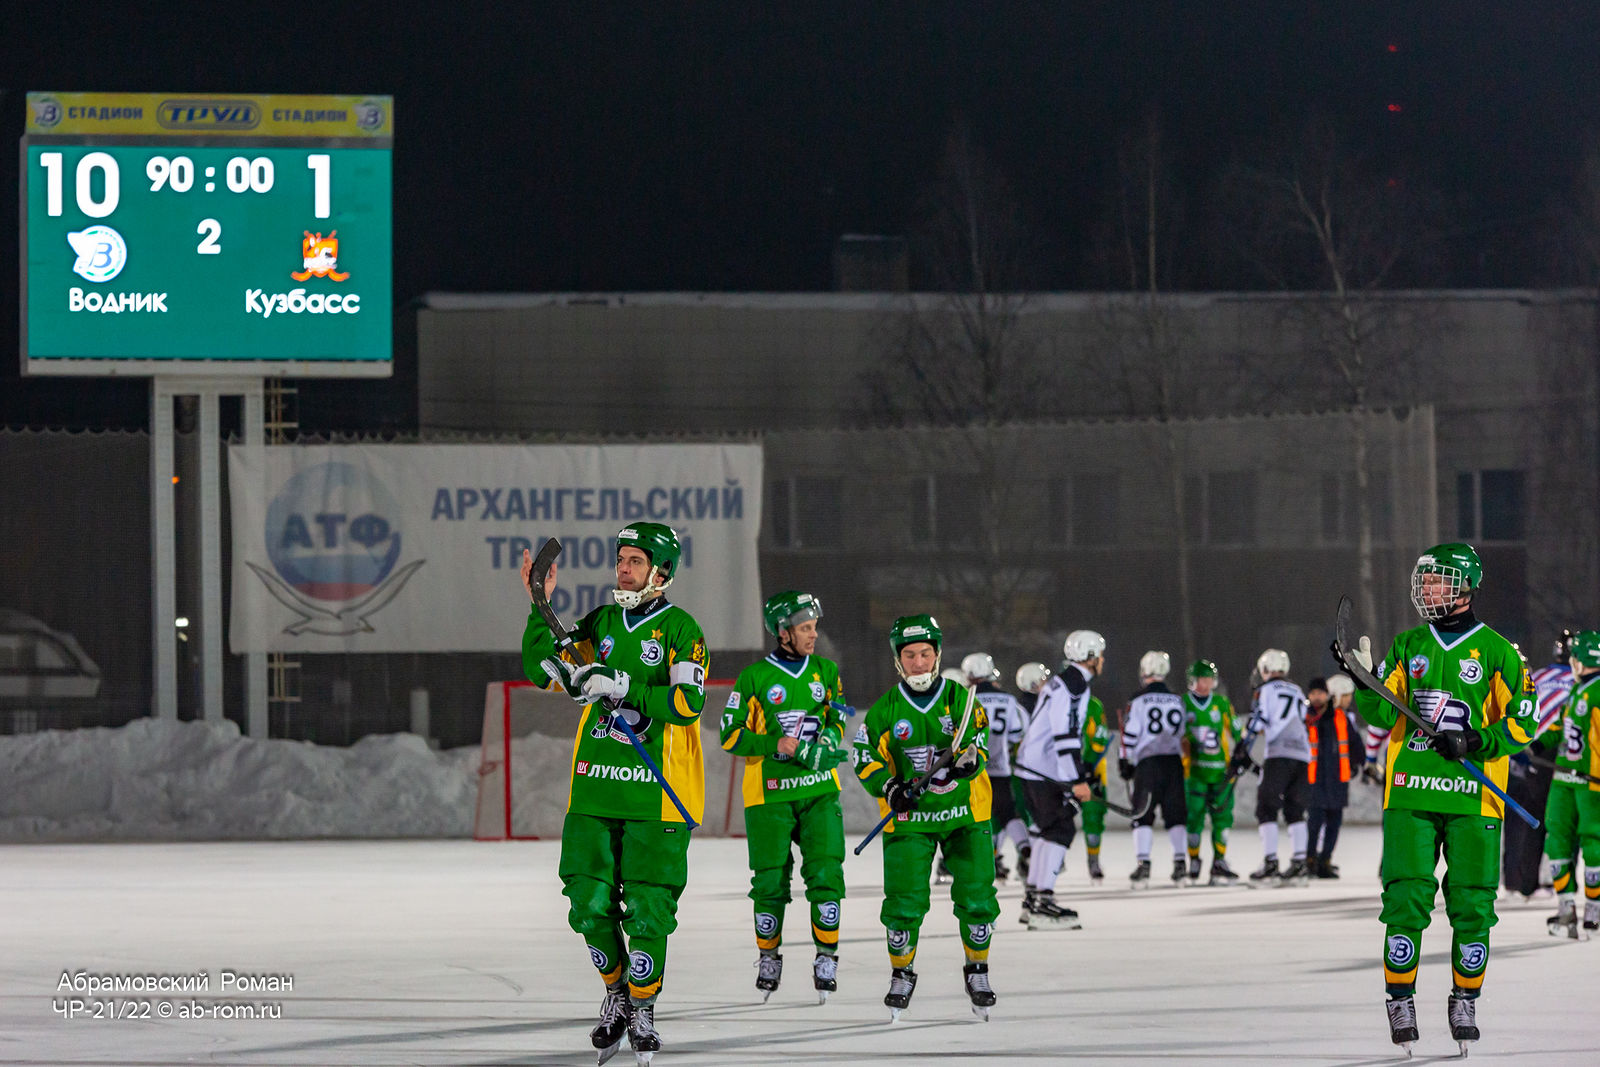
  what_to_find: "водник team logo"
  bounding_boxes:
[628,950,654,982]
[1386,934,1416,969]
[290,230,350,281]
[1457,942,1487,971]
[754,913,779,937]
[588,946,609,972]
[67,226,127,283]
[246,462,424,636]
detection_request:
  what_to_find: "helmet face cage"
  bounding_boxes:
[1410,561,1468,622]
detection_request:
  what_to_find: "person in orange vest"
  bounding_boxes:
[1305,675,1366,879]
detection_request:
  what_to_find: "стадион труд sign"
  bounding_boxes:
[20,92,392,377]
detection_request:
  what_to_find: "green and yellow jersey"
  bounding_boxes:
[852,678,991,833]
[521,597,708,825]
[1354,619,1536,818]
[721,652,846,807]
[1555,673,1600,792]
[1183,690,1239,783]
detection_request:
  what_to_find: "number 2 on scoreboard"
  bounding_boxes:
[196,219,222,255]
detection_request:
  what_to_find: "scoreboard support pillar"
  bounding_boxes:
[151,377,261,726]
[241,388,268,739]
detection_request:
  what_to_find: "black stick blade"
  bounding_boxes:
[531,537,563,587]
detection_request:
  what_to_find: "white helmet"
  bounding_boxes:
[1015,661,1052,694]
[1256,648,1291,678]
[1326,673,1355,698]
[1063,630,1106,663]
[940,667,969,686]
[961,652,1000,685]
[1139,650,1171,679]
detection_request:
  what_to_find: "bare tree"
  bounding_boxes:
[1223,121,1449,633]
[861,121,1055,655]
[1084,110,1203,663]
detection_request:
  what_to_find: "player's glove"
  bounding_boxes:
[793,738,850,772]
[883,777,919,813]
[1428,726,1485,761]
[1226,749,1256,780]
[576,664,631,704]
[1360,763,1385,787]
[1118,758,1136,782]
[541,658,588,704]
[1329,636,1374,690]
[1089,780,1107,801]
[951,745,981,779]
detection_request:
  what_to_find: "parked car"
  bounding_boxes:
[0,610,101,700]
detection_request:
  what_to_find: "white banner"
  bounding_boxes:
[228,443,764,653]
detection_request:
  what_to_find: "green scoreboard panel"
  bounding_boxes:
[20,92,392,377]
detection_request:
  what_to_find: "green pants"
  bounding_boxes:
[744,793,846,955]
[881,821,999,969]
[1379,807,1500,999]
[559,811,690,1004]
[1543,780,1600,899]
[1081,796,1106,853]
[1184,776,1235,857]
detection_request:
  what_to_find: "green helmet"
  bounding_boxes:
[616,523,682,580]
[613,523,682,609]
[1569,630,1600,673]
[1187,659,1218,681]
[763,590,823,636]
[889,613,942,652]
[890,614,943,692]
[1410,542,1483,622]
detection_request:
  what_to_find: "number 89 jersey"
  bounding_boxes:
[1122,682,1186,764]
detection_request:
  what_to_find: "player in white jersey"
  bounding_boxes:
[1014,631,1101,929]
[965,652,1028,882]
[1229,649,1313,886]
[1118,651,1189,887]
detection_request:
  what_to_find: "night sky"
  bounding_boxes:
[3,1,1598,430]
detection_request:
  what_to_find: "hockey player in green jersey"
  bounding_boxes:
[721,591,852,1002]
[1181,659,1242,885]
[1078,689,1111,884]
[853,615,1001,1021]
[1336,542,1538,1056]
[520,524,709,1066]
[1542,628,1600,940]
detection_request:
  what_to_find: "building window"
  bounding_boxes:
[1458,469,1525,543]
[1182,472,1256,545]
[936,475,978,547]
[1073,474,1119,546]
[908,476,934,546]
[1320,471,1392,544]
[767,476,842,548]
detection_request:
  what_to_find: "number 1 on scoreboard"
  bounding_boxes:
[307,154,330,219]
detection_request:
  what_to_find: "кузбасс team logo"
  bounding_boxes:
[246,462,424,636]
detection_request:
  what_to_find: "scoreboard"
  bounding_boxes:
[20,92,392,377]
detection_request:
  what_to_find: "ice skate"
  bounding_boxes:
[963,962,996,1021]
[590,986,630,1066]
[1024,889,1082,930]
[1447,990,1478,1056]
[1386,994,1418,1057]
[1547,898,1581,940]
[994,852,1010,883]
[1584,900,1600,935]
[1209,857,1240,885]
[935,857,953,885]
[812,953,837,1004]
[1019,889,1036,924]
[1247,856,1279,888]
[625,1001,660,1065]
[1186,855,1202,885]
[1278,858,1311,886]
[883,966,917,1022]
[755,952,782,1002]
[1315,857,1340,879]
[1086,855,1104,884]
[1129,859,1151,890]
[1171,856,1188,885]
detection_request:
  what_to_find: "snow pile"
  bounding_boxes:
[0,718,481,841]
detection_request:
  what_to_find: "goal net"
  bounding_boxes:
[476,678,749,839]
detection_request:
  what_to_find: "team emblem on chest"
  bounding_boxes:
[1408,654,1430,679]
[1458,657,1483,684]
[767,684,788,705]
[810,680,827,703]
[639,639,663,666]
[598,635,615,661]
[892,718,913,741]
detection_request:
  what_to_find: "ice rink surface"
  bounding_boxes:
[2,826,1596,1066]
